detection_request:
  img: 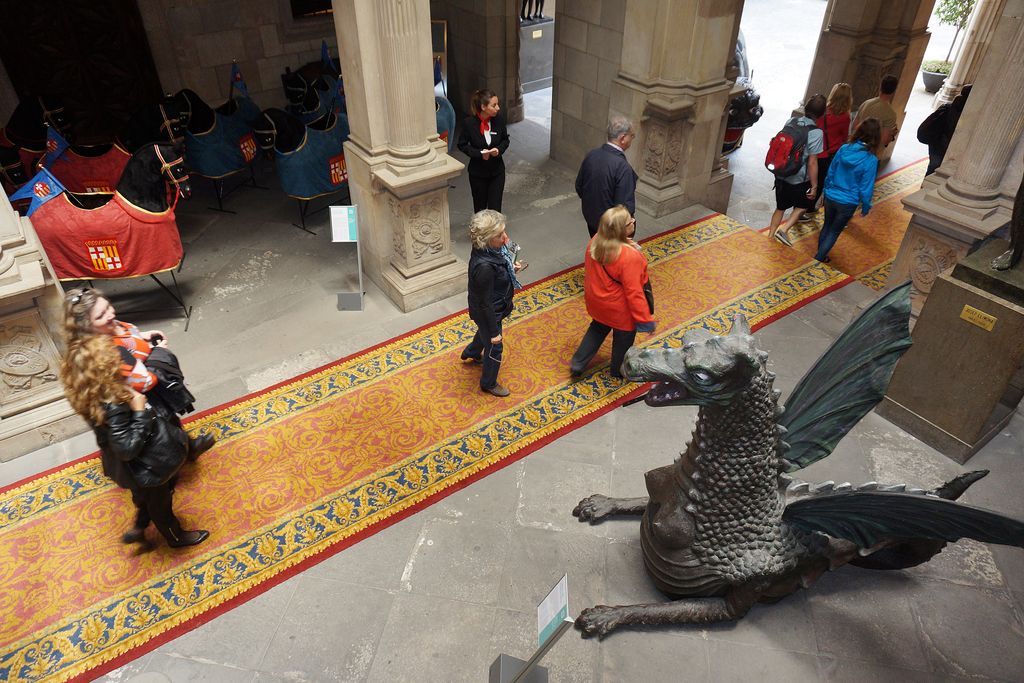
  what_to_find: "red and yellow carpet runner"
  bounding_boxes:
[765,158,926,289]
[0,166,919,681]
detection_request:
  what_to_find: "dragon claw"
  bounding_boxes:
[575,605,621,639]
[573,494,615,523]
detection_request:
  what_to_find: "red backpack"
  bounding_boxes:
[765,118,815,178]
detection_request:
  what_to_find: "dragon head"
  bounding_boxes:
[622,315,766,407]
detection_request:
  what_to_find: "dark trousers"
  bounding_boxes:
[464,324,504,389]
[586,222,598,238]
[570,321,636,377]
[469,171,505,213]
[815,198,858,261]
[813,155,833,206]
[130,481,186,543]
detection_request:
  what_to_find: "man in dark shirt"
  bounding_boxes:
[575,116,639,237]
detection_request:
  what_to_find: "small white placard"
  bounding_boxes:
[537,574,569,647]
[330,205,358,242]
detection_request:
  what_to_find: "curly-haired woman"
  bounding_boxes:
[61,291,208,548]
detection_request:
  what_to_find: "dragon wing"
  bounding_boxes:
[778,282,913,472]
[783,490,1024,549]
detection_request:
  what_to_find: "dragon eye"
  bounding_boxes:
[692,370,713,384]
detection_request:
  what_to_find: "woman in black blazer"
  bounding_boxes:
[457,89,510,212]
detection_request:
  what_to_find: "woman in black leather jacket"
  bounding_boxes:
[463,209,525,397]
[61,295,208,548]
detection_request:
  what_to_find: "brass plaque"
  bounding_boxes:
[960,305,996,331]
[532,29,543,39]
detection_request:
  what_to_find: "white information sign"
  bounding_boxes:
[330,205,364,311]
[537,574,570,647]
[330,205,359,242]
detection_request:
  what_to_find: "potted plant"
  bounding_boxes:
[921,0,976,92]
[921,59,952,93]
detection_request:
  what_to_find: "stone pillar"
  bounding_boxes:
[333,0,466,312]
[428,0,524,122]
[935,0,1003,105]
[0,190,81,460]
[564,0,739,217]
[888,4,1024,315]
[803,0,935,163]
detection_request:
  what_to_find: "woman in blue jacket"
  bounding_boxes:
[814,118,881,263]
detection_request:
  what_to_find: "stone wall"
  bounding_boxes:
[139,0,338,110]
[429,0,525,122]
[549,0,626,168]
[0,1,337,123]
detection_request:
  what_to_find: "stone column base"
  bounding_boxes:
[344,139,466,313]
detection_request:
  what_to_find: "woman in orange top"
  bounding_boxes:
[570,205,655,378]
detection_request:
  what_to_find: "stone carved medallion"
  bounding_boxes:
[389,193,446,267]
[0,311,63,417]
[407,196,444,260]
[909,235,961,297]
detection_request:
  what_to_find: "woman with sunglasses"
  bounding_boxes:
[67,287,213,457]
[570,205,655,378]
[61,290,209,547]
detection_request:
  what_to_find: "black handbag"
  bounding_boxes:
[127,413,189,488]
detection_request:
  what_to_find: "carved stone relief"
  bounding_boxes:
[0,310,63,417]
[642,118,684,182]
[388,192,446,268]
[908,234,963,304]
[407,195,444,261]
[389,197,406,261]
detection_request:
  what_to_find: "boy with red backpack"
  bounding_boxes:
[765,94,826,246]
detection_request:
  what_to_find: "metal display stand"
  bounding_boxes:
[330,205,364,311]
[208,165,267,213]
[490,574,573,683]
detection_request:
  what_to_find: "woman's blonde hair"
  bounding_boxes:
[469,209,507,249]
[590,205,633,265]
[60,287,130,425]
[827,83,853,115]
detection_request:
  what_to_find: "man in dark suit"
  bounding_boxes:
[575,116,639,237]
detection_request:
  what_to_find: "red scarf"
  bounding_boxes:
[478,114,491,136]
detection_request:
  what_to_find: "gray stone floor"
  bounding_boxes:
[6,3,1023,682]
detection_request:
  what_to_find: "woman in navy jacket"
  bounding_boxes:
[457,89,510,212]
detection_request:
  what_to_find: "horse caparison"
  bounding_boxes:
[3,95,70,149]
[67,142,190,213]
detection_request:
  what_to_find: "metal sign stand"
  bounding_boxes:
[489,574,574,683]
[331,205,364,311]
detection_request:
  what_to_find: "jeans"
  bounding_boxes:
[570,321,636,377]
[463,325,504,389]
[815,198,858,261]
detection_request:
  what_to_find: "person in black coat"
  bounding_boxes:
[463,209,525,397]
[575,115,639,237]
[457,89,510,212]
[61,293,209,548]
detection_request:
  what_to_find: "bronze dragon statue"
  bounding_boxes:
[573,282,1024,638]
